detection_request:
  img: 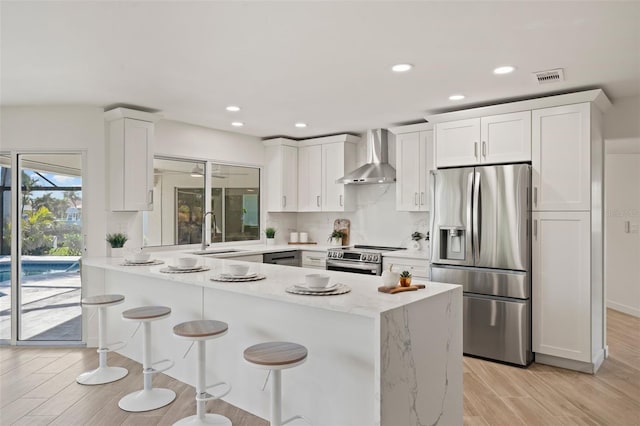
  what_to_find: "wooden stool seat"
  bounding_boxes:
[244,341,308,367]
[122,305,171,321]
[81,294,124,306]
[173,320,228,339]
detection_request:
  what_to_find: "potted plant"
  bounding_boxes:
[106,232,128,257]
[399,270,412,287]
[328,229,344,246]
[265,227,276,245]
[410,231,424,251]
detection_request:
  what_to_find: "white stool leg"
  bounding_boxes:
[271,369,282,426]
[173,339,232,426]
[76,305,128,385]
[118,320,176,412]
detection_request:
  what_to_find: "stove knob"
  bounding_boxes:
[367,254,373,261]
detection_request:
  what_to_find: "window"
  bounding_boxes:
[143,158,260,247]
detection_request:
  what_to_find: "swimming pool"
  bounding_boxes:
[0,261,80,283]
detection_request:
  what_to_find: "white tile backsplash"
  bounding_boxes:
[268,184,430,247]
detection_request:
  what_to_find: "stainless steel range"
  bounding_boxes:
[326,245,403,276]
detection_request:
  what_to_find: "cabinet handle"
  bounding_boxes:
[482,141,486,157]
[148,190,153,205]
[308,257,322,261]
[474,142,478,158]
[282,196,286,208]
[414,192,419,206]
[533,187,538,207]
[420,192,425,205]
[317,195,320,207]
[534,219,537,239]
[339,194,343,207]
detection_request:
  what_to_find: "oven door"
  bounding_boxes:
[326,260,381,275]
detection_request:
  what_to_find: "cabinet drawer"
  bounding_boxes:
[383,257,430,279]
[301,251,327,269]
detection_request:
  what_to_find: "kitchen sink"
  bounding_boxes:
[190,249,244,255]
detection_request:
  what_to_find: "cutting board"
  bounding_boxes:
[334,219,350,246]
[378,284,426,294]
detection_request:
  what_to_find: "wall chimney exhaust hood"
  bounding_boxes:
[336,129,396,184]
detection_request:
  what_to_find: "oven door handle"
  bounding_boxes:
[326,260,378,273]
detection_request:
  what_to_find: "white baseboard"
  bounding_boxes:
[535,353,597,374]
[607,300,640,317]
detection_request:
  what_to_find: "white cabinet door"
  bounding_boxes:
[396,132,421,211]
[481,111,531,164]
[532,103,591,211]
[532,211,591,362]
[298,145,322,212]
[396,130,434,212]
[382,257,430,279]
[435,118,480,168]
[322,142,350,211]
[420,130,434,211]
[265,144,298,212]
[109,118,154,211]
[301,251,327,269]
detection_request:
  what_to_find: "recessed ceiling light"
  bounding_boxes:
[294,122,307,128]
[449,94,465,101]
[226,105,240,112]
[231,122,244,127]
[391,63,413,73]
[493,65,516,75]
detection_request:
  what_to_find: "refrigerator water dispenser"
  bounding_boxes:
[439,227,466,260]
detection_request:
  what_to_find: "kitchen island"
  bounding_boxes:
[82,252,462,426]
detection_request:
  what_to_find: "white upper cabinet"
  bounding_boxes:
[435,111,531,168]
[298,144,322,212]
[395,129,434,211]
[296,135,357,213]
[105,108,159,211]
[322,142,355,212]
[435,118,480,168]
[532,103,591,211]
[264,140,298,212]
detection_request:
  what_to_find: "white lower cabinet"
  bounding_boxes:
[301,251,327,269]
[382,256,430,280]
[227,254,264,263]
[532,211,591,363]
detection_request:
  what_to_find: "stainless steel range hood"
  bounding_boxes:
[336,129,396,184]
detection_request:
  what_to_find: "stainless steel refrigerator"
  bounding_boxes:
[430,164,532,366]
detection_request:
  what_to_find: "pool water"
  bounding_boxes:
[0,261,80,283]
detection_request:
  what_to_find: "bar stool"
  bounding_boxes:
[244,341,308,426]
[76,294,128,385]
[118,306,176,412]
[173,320,232,426]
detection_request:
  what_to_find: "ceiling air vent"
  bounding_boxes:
[533,68,565,85]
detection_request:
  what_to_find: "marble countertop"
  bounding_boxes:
[83,251,458,319]
[383,249,430,260]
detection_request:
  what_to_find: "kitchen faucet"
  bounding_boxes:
[201,211,216,251]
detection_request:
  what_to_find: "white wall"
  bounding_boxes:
[604,95,640,317]
[0,106,107,256]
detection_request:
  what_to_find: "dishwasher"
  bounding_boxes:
[263,250,301,267]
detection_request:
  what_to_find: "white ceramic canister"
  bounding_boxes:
[299,232,309,243]
[290,232,299,243]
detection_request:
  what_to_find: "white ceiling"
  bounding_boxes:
[2,1,639,139]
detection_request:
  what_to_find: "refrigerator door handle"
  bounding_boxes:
[466,171,475,259]
[473,171,481,262]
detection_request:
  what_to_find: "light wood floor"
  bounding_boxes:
[1,309,638,425]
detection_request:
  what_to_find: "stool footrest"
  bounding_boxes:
[97,341,126,353]
[196,381,232,402]
[283,415,310,425]
[143,359,174,375]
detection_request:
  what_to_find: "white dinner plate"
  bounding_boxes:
[220,272,258,279]
[168,264,201,271]
[124,259,155,265]
[294,283,339,293]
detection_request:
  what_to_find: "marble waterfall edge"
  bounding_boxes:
[378,288,463,425]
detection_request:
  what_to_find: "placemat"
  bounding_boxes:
[210,274,266,282]
[286,284,351,296]
[159,266,210,274]
[120,260,164,266]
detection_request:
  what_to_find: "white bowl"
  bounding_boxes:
[128,252,150,263]
[305,274,330,289]
[177,257,198,268]
[381,270,400,288]
[228,264,249,276]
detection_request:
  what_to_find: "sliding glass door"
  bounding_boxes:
[0,154,12,342]
[18,153,83,341]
